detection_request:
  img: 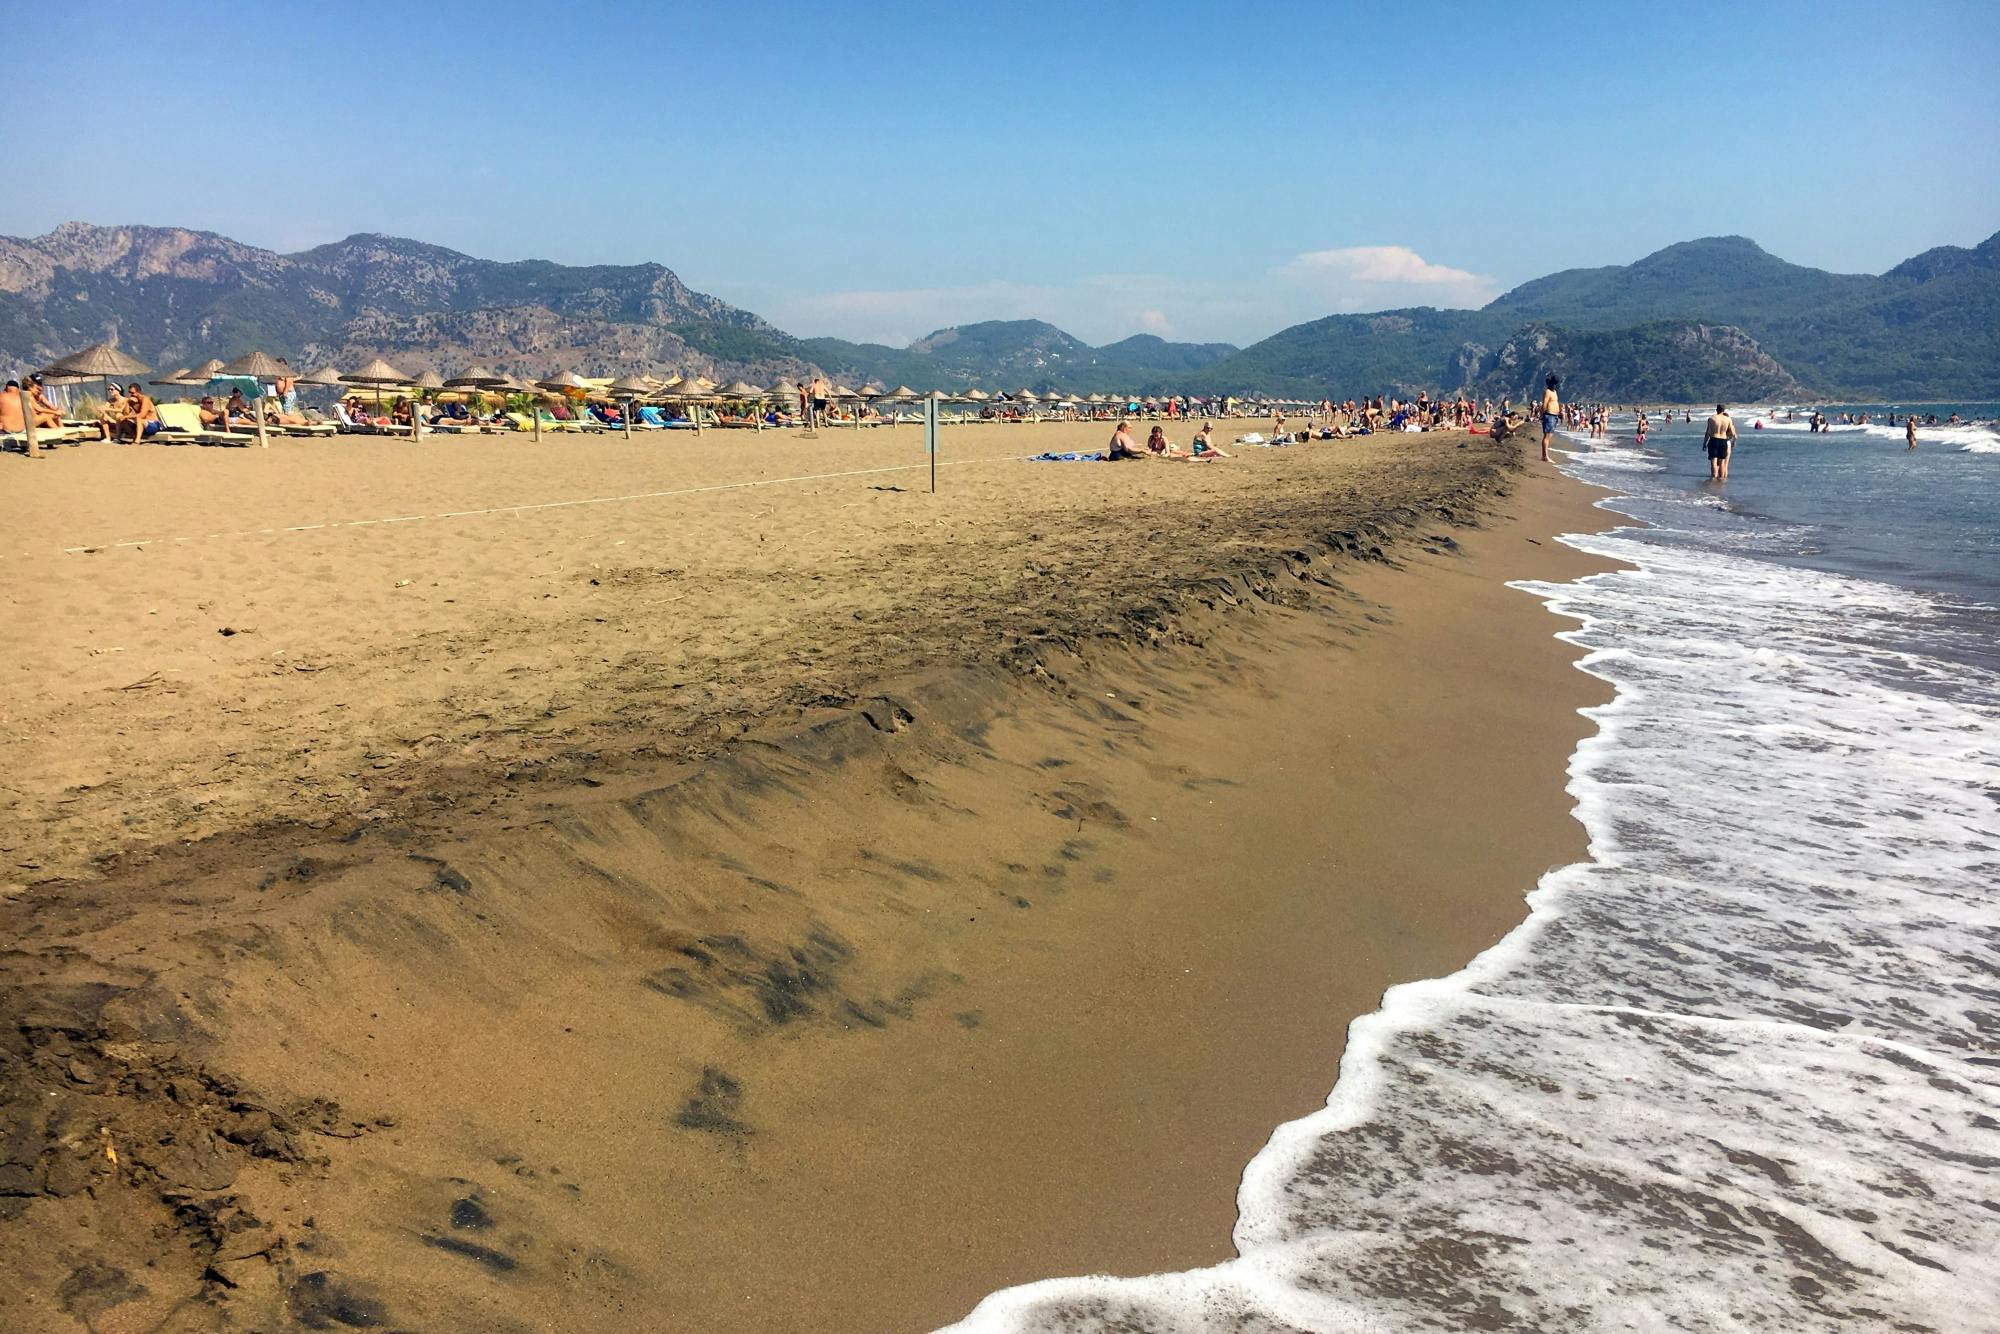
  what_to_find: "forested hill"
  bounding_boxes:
[0,225,1234,393]
[1192,231,2000,400]
[2,222,1994,400]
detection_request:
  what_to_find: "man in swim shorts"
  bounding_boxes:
[1703,403,1737,480]
[1539,374,1561,462]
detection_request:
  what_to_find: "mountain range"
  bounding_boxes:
[2,222,1995,401]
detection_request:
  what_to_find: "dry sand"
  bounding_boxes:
[0,421,1614,1331]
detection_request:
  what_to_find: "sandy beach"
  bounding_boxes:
[0,421,1614,1331]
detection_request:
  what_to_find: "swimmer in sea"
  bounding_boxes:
[1906,417,1918,451]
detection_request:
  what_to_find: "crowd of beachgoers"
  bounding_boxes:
[2,341,1535,455]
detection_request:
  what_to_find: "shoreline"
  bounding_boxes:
[0,427,1617,1330]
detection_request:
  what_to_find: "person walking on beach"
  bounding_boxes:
[1906,416,1918,451]
[1703,403,1737,481]
[1539,375,1561,462]
[808,374,830,430]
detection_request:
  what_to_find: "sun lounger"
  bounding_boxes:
[155,403,244,446]
[2,423,96,450]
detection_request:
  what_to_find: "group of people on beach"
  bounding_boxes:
[1101,421,1235,461]
[0,374,66,435]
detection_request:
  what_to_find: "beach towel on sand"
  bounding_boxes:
[1028,451,1103,462]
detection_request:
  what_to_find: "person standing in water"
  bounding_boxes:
[1703,403,1738,480]
[1906,416,1918,451]
[1539,374,1561,462]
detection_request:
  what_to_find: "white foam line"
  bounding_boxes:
[38,454,1034,558]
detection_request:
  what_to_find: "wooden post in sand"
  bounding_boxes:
[924,393,939,494]
[20,391,40,459]
[254,394,269,449]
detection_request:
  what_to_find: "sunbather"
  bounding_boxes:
[24,374,62,428]
[116,383,160,443]
[1102,420,1146,461]
[198,396,227,430]
[1187,423,1233,459]
[0,381,25,434]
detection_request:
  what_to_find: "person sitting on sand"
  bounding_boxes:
[1144,424,1190,458]
[1102,420,1146,461]
[1188,423,1232,459]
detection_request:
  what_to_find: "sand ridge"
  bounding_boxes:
[3,421,1505,889]
[0,423,1616,1330]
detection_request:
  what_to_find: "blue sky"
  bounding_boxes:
[5,0,1996,347]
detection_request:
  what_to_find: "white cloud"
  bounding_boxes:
[1274,245,1498,310]
[742,243,1496,348]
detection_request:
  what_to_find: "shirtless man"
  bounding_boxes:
[1539,375,1561,462]
[118,382,160,443]
[808,375,830,430]
[24,374,63,428]
[1702,403,1737,480]
[1906,416,1918,451]
[1101,420,1145,461]
[0,380,25,435]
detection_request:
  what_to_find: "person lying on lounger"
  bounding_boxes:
[198,396,227,430]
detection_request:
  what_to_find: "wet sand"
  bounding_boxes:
[0,422,1614,1330]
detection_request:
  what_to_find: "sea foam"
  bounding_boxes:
[942,442,1998,1332]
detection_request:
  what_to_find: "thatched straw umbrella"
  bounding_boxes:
[443,366,507,431]
[668,378,715,435]
[442,365,506,417]
[40,344,152,428]
[340,357,410,413]
[607,375,653,439]
[872,385,916,426]
[219,350,290,447]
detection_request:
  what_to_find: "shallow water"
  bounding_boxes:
[944,419,1999,1331]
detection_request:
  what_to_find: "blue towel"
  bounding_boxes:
[1028,451,1103,462]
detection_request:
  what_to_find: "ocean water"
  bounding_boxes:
[944,411,1999,1331]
